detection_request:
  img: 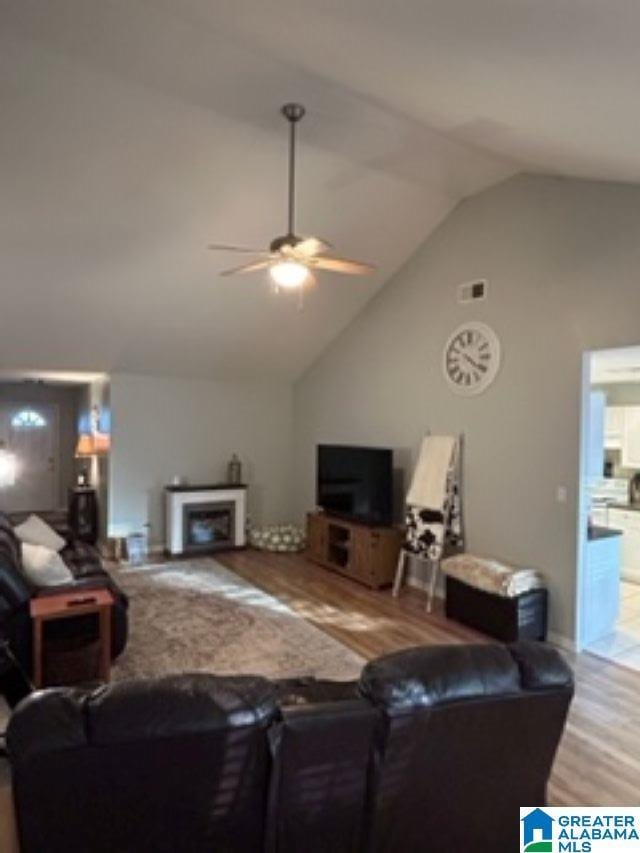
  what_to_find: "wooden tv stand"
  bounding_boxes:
[306,511,403,590]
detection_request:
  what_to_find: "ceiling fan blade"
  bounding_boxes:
[294,237,332,257]
[208,243,271,254]
[219,259,272,276]
[312,256,375,275]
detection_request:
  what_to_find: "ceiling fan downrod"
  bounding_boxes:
[282,103,306,242]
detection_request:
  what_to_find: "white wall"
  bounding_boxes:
[293,174,640,644]
[109,373,293,546]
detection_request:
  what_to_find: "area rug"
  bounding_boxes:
[112,558,365,682]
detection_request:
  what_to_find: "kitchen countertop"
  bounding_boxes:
[164,483,247,492]
[588,525,623,541]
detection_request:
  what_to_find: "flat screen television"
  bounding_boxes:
[317,444,393,526]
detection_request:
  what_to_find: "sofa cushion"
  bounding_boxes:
[14,515,65,553]
[20,544,73,588]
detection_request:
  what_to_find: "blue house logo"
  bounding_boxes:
[521,808,554,852]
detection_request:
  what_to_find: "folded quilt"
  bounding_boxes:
[442,553,543,598]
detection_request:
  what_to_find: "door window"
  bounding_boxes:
[11,409,47,429]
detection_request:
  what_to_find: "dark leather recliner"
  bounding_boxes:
[359,642,572,852]
[6,642,574,853]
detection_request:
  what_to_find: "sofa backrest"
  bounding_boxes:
[267,696,378,853]
[358,642,574,853]
[7,642,573,853]
[8,673,278,853]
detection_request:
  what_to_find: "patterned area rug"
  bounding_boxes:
[112,558,365,682]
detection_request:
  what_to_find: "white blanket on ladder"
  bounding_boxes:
[406,435,456,511]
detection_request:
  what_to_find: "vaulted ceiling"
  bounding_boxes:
[2,1,638,380]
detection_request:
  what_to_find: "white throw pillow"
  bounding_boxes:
[14,514,66,552]
[20,543,73,587]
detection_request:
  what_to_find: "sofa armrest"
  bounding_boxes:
[508,641,574,692]
[32,577,112,598]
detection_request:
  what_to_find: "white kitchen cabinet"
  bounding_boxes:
[622,406,640,468]
[607,507,640,582]
[591,505,609,527]
[605,406,626,450]
[582,532,621,648]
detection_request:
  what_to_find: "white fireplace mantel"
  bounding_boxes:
[165,485,246,555]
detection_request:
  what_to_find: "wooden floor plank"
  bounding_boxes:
[219,548,640,806]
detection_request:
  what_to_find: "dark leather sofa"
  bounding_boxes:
[0,512,128,676]
[6,641,573,853]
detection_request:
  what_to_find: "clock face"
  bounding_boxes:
[443,322,501,396]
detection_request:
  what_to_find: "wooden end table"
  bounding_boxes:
[30,589,115,688]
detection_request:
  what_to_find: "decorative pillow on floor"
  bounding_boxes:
[14,514,65,552]
[20,542,73,587]
[249,525,306,552]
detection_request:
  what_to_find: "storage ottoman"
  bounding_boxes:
[443,554,548,642]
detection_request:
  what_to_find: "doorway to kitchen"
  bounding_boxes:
[578,346,640,671]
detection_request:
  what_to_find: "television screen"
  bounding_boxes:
[317,444,393,526]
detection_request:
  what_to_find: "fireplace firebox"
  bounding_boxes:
[182,501,235,553]
[165,484,247,556]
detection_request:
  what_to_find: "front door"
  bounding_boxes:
[0,402,59,512]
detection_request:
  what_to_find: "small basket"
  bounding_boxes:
[126,531,148,566]
[43,635,102,687]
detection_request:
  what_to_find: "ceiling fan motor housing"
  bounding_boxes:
[281,103,306,122]
[270,233,301,252]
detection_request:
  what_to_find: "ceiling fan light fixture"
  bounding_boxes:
[269,260,309,289]
[208,103,375,289]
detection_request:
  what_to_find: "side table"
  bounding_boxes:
[30,589,114,688]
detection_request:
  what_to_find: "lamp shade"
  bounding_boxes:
[75,432,111,458]
[75,434,95,458]
[92,432,111,456]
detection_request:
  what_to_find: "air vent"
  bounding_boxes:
[458,279,487,304]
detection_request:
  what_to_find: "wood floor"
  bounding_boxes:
[219,548,640,807]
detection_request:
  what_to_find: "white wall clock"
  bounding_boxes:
[442,321,501,396]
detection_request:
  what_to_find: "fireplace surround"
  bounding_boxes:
[165,485,246,556]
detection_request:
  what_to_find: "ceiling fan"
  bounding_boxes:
[208,103,375,290]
